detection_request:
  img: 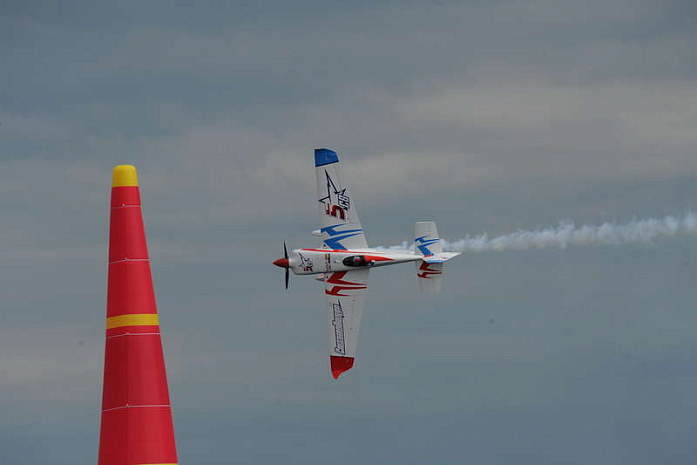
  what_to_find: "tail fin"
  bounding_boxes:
[416,260,444,293]
[414,221,442,256]
[413,221,460,293]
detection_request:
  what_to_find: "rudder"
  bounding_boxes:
[414,221,442,256]
[414,221,442,293]
[416,260,443,293]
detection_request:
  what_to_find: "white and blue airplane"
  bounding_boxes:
[273,148,459,378]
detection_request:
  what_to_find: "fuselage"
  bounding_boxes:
[282,248,421,275]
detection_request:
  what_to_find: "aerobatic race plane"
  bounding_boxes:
[273,148,460,378]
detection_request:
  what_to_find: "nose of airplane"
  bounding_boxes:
[273,258,289,268]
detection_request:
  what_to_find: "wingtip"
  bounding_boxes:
[330,356,354,379]
[315,148,339,167]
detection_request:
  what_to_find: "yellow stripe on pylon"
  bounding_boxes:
[106,313,159,329]
[112,165,139,187]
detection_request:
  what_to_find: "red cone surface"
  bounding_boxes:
[98,166,178,465]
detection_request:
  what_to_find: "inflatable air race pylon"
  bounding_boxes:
[98,165,178,465]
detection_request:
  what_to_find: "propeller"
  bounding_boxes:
[283,241,290,290]
[272,240,291,289]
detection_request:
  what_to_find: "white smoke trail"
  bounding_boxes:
[375,212,697,254]
[444,212,697,253]
[375,241,411,253]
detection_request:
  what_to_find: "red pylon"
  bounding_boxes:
[98,166,178,465]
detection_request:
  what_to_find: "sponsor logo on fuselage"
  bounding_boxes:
[298,252,314,272]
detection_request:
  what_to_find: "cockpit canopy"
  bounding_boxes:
[342,255,374,267]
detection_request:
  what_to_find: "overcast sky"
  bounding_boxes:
[2,1,697,463]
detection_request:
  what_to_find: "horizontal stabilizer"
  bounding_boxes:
[422,252,461,263]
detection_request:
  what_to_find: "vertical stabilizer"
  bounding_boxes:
[414,221,446,293]
[416,261,443,293]
[414,221,442,256]
[98,165,178,465]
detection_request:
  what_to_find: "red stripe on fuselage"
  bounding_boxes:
[300,249,394,263]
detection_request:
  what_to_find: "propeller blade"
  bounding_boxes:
[282,240,290,289]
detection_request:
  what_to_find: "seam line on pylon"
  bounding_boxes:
[106,332,161,339]
[111,204,141,209]
[102,404,171,413]
[109,258,150,264]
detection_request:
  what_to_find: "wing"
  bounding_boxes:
[324,268,370,378]
[315,148,369,250]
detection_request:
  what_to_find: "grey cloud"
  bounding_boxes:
[3,1,697,464]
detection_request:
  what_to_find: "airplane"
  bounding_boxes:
[273,148,460,379]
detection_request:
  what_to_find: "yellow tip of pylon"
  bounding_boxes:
[112,165,139,187]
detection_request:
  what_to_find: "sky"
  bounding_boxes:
[2,0,697,463]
